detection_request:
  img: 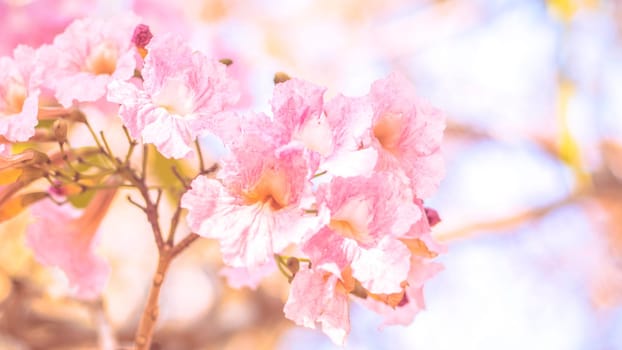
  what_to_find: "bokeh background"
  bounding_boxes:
[1,0,622,349]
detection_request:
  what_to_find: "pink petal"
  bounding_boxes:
[351,237,411,294]
[108,33,239,158]
[26,200,110,299]
[44,16,139,107]
[369,72,446,198]
[283,267,350,345]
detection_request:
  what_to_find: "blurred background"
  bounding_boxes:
[1,0,622,349]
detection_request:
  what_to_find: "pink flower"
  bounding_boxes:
[0,46,42,143]
[283,266,351,345]
[25,189,116,299]
[42,16,139,107]
[181,114,319,267]
[322,94,377,177]
[368,72,445,198]
[303,173,419,294]
[361,236,445,327]
[271,78,330,151]
[323,72,445,198]
[107,34,239,159]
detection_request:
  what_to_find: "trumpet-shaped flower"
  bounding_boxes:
[323,72,445,197]
[368,72,445,198]
[270,78,331,153]
[303,173,419,294]
[182,113,319,267]
[361,235,445,326]
[0,46,42,144]
[42,16,139,107]
[284,266,351,346]
[25,189,116,299]
[107,33,239,158]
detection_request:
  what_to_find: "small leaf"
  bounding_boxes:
[68,188,96,209]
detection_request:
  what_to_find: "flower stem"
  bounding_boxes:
[134,248,172,350]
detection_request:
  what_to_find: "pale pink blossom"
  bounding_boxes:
[0,46,42,143]
[182,114,319,267]
[271,78,330,152]
[361,256,444,327]
[323,72,445,197]
[42,16,139,107]
[25,189,116,299]
[107,34,239,158]
[368,72,445,198]
[283,266,350,345]
[303,173,419,294]
[322,94,377,177]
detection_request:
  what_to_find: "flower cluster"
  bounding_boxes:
[181,75,446,343]
[0,14,445,346]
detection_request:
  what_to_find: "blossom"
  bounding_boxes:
[361,235,445,327]
[283,266,351,345]
[322,94,377,177]
[25,188,116,299]
[181,114,319,267]
[368,72,445,198]
[0,46,42,144]
[323,72,445,197]
[270,78,330,152]
[302,173,419,294]
[42,16,139,107]
[107,34,239,158]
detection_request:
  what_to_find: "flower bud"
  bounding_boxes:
[274,72,291,84]
[53,119,68,143]
[219,58,233,66]
[132,24,153,48]
[0,192,47,222]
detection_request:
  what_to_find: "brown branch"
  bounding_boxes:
[134,252,172,350]
[122,168,165,250]
[167,201,184,245]
[170,233,200,258]
[437,193,583,242]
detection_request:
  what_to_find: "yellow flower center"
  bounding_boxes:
[85,41,118,75]
[243,168,290,210]
[328,197,372,243]
[373,112,403,155]
[2,80,27,115]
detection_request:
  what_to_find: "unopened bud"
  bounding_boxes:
[286,257,300,276]
[424,207,441,227]
[132,24,153,49]
[68,109,86,123]
[53,119,68,143]
[0,192,47,222]
[273,72,291,84]
[219,58,233,66]
[132,24,153,60]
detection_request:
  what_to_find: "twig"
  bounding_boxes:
[99,131,115,162]
[437,192,583,242]
[134,253,172,350]
[170,233,199,258]
[127,195,147,212]
[195,140,205,173]
[141,145,148,180]
[171,166,189,189]
[167,201,184,245]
